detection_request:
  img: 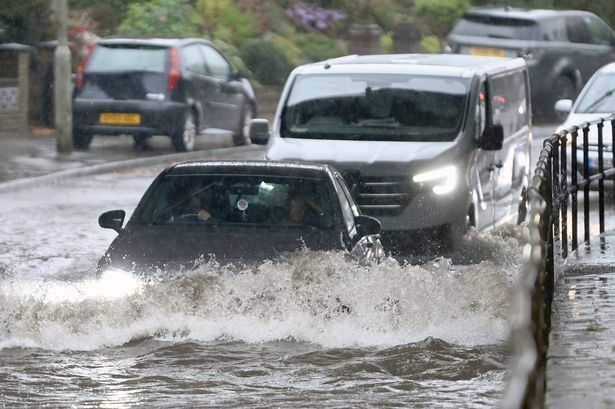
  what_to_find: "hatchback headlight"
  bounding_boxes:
[412,165,458,195]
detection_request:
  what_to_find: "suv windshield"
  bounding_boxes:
[281,73,470,142]
[87,45,168,73]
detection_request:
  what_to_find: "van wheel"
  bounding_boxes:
[172,110,197,152]
[233,104,254,146]
[73,130,93,150]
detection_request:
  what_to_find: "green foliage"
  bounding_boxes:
[420,35,441,53]
[0,0,54,44]
[380,32,394,53]
[413,0,471,37]
[264,2,297,38]
[117,0,198,38]
[240,39,292,85]
[296,33,347,62]
[193,0,258,47]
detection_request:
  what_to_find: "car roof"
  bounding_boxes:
[165,160,338,179]
[293,53,526,78]
[96,37,214,48]
[464,6,592,21]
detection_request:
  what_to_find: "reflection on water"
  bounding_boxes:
[0,227,522,407]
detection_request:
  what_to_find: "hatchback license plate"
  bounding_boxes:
[469,47,506,57]
[99,113,141,126]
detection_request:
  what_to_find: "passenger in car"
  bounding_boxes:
[287,192,322,225]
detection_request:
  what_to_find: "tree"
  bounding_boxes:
[117,0,198,38]
[0,0,55,44]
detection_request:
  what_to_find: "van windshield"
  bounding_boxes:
[280,74,470,142]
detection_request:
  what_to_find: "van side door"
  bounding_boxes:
[488,69,531,225]
[473,80,497,230]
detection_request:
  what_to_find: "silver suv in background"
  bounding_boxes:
[446,7,615,120]
[256,54,532,252]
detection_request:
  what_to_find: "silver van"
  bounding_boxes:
[254,54,531,250]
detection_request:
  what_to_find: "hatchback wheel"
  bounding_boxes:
[233,104,254,146]
[172,111,197,152]
[73,130,93,150]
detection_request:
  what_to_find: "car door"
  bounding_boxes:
[178,43,218,131]
[199,44,244,131]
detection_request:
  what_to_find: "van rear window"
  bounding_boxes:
[87,45,168,73]
[453,15,539,40]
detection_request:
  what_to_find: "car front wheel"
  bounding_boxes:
[172,110,197,152]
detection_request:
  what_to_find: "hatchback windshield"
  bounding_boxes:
[137,175,335,229]
[281,73,470,142]
[576,72,615,113]
[87,45,168,73]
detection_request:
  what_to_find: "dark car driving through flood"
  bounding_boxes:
[96,160,385,273]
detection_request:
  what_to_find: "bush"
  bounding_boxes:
[420,35,441,53]
[413,0,471,37]
[240,39,292,85]
[296,33,347,62]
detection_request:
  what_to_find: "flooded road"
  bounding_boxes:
[0,171,523,407]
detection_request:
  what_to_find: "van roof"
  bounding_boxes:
[294,54,527,78]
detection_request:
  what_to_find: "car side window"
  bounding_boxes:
[180,44,207,75]
[489,70,529,135]
[584,15,615,46]
[200,45,231,80]
[565,16,592,44]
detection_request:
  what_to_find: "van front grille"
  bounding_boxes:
[352,175,411,216]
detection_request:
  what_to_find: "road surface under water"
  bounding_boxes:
[0,171,523,407]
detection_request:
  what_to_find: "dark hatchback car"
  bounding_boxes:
[73,38,257,151]
[97,161,384,273]
[446,7,615,119]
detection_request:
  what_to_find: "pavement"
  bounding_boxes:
[545,231,615,408]
[0,127,265,191]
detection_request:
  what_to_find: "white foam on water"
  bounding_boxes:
[0,226,523,351]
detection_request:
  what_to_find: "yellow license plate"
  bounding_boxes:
[99,113,141,125]
[469,47,506,57]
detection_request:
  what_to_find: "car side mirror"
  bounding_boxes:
[249,118,270,145]
[554,99,573,114]
[479,123,504,151]
[354,214,381,237]
[99,209,125,234]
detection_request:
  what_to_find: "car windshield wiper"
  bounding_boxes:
[584,87,615,113]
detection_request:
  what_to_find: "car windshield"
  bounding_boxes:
[575,72,615,113]
[87,45,168,73]
[452,15,540,40]
[280,73,470,142]
[136,174,335,229]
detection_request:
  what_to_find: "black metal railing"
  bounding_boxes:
[503,116,615,409]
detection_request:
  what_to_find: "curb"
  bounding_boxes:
[0,144,264,195]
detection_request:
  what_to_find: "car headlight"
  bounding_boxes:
[412,165,458,195]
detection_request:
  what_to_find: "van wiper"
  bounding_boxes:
[584,87,615,113]
[354,118,400,128]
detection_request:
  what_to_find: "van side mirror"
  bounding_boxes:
[249,118,270,145]
[99,209,125,234]
[355,214,381,237]
[479,124,504,150]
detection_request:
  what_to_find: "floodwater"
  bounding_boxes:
[0,173,523,407]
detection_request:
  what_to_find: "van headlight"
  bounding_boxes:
[412,165,458,195]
